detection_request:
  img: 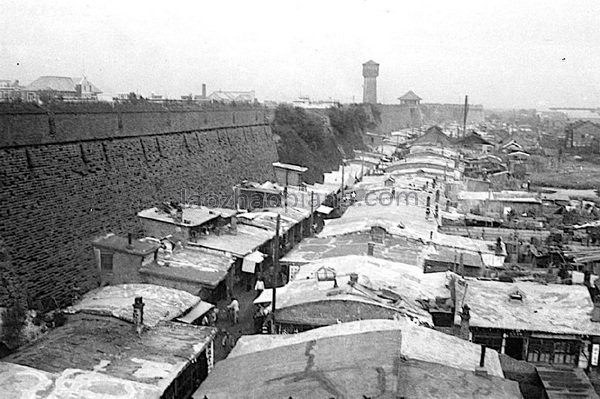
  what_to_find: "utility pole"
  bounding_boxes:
[462,95,469,138]
[271,214,281,333]
[309,191,315,236]
[341,161,345,206]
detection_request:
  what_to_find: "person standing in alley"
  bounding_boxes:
[227,297,240,324]
[254,275,265,299]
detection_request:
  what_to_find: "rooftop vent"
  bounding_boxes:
[316,266,336,282]
[508,288,526,302]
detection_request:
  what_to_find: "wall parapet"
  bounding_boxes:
[0,106,272,148]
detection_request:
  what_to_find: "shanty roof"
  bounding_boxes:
[412,126,453,147]
[318,200,434,238]
[454,279,599,335]
[92,233,160,256]
[195,322,521,399]
[137,205,222,228]
[0,362,56,399]
[398,90,422,101]
[280,234,421,266]
[66,283,201,327]
[238,207,309,235]
[537,365,600,399]
[317,200,496,256]
[140,247,233,289]
[272,162,308,173]
[0,362,162,399]
[190,223,273,257]
[458,190,541,204]
[457,133,493,146]
[4,313,216,393]
[425,246,485,269]
[501,139,524,150]
[507,150,531,158]
[274,255,441,326]
[230,318,504,377]
[25,76,101,93]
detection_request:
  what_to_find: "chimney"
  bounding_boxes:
[475,345,488,376]
[126,233,134,250]
[202,83,207,98]
[133,297,145,334]
[349,273,359,285]
[459,304,471,340]
[479,345,486,367]
[592,302,600,322]
[231,216,238,235]
[367,242,375,256]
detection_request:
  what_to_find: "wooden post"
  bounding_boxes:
[271,214,281,333]
[310,191,315,236]
[341,162,345,205]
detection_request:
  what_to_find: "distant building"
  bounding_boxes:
[23,76,102,101]
[456,132,494,155]
[362,60,379,104]
[565,120,600,151]
[0,80,23,102]
[292,96,339,109]
[551,108,600,122]
[398,90,422,106]
[207,90,255,103]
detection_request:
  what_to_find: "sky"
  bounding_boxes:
[1,0,599,109]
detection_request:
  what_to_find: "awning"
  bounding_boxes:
[242,251,264,273]
[176,301,215,324]
[253,288,273,305]
[316,205,334,215]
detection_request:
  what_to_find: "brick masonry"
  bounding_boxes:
[0,107,277,308]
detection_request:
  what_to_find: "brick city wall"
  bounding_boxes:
[0,106,277,308]
[375,103,485,133]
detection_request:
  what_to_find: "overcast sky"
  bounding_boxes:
[1,0,599,109]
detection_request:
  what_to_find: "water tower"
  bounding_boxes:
[362,60,379,104]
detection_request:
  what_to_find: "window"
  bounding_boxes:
[527,338,579,365]
[100,251,114,271]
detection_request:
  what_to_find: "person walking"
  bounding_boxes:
[254,276,265,299]
[227,297,240,324]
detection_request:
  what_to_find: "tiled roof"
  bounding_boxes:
[398,90,422,101]
[412,126,453,147]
